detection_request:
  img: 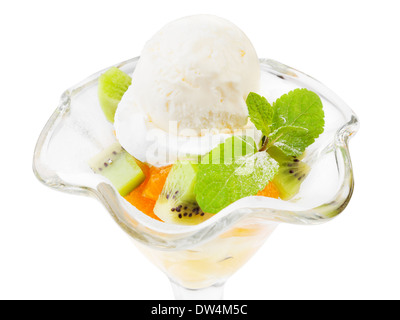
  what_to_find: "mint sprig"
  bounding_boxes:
[194,88,325,214]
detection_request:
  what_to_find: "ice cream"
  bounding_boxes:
[115,15,261,166]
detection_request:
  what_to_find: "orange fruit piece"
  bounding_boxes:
[142,165,172,201]
[124,163,173,222]
[257,181,280,199]
[124,162,161,221]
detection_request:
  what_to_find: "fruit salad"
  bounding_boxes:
[90,15,325,228]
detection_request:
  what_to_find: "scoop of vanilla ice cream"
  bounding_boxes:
[121,15,260,135]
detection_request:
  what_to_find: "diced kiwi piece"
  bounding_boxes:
[89,143,145,196]
[154,161,213,225]
[98,67,132,123]
[268,146,310,200]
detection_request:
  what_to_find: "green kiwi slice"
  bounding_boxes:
[89,143,145,196]
[98,67,132,123]
[154,161,213,225]
[268,146,310,200]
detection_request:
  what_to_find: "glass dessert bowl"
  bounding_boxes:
[33,57,358,299]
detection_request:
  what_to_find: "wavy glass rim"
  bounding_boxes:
[33,57,359,250]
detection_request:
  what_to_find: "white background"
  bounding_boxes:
[1,0,399,300]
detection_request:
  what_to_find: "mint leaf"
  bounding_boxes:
[201,136,257,165]
[269,88,325,157]
[194,89,324,214]
[195,138,278,214]
[246,92,274,136]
